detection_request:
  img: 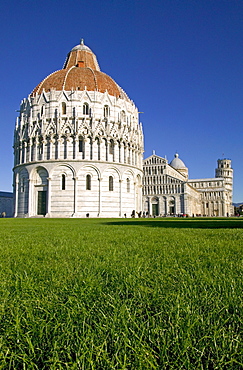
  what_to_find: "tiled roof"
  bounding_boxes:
[32,41,130,101]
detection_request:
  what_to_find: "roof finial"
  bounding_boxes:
[80,38,84,45]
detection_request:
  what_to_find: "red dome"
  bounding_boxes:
[32,40,129,100]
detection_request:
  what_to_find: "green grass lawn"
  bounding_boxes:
[0,218,242,369]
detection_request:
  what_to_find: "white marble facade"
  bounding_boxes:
[13,40,233,218]
[13,41,144,217]
[143,154,233,217]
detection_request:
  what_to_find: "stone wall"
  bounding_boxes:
[0,192,13,217]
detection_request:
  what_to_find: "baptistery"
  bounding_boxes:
[13,40,144,217]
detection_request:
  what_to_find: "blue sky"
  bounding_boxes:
[0,0,242,202]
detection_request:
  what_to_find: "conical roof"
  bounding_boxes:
[32,40,130,100]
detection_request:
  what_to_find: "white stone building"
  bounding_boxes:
[13,40,234,218]
[13,40,144,217]
[143,153,233,217]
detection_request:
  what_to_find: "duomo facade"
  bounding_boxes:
[12,40,233,218]
[143,153,233,217]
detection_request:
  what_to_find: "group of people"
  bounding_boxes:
[124,211,148,218]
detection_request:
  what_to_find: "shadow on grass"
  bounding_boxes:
[103,218,243,229]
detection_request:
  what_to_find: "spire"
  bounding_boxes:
[63,40,100,71]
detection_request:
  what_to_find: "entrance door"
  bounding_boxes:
[169,206,175,214]
[37,191,47,215]
[152,203,159,216]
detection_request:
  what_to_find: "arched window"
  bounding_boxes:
[96,138,100,160]
[109,176,114,191]
[83,103,89,115]
[79,138,83,152]
[86,174,91,190]
[62,102,66,115]
[20,177,25,192]
[127,178,130,193]
[109,140,114,161]
[89,137,93,160]
[61,174,66,190]
[121,110,126,122]
[104,105,110,118]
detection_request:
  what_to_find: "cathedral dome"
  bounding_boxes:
[32,39,129,100]
[170,153,187,169]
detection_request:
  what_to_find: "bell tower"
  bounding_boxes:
[215,159,233,213]
[216,159,233,190]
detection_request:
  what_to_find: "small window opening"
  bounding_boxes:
[61,174,66,190]
[104,105,110,118]
[79,139,83,152]
[86,174,91,190]
[109,176,114,191]
[127,178,130,193]
[83,103,89,115]
[62,102,66,115]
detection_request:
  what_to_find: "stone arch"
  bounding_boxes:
[167,195,176,215]
[78,164,101,179]
[49,163,76,179]
[30,166,49,217]
[103,166,121,181]
[151,196,159,217]
[143,196,150,216]
[30,165,49,184]
[83,102,89,115]
[16,167,29,216]
[136,173,142,186]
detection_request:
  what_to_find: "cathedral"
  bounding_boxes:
[13,40,233,217]
[143,153,233,217]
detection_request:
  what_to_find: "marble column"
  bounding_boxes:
[28,179,33,217]
[84,138,90,160]
[113,142,117,162]
[100,139,106,161]
[46,177,52,217]
[74,137,79,159]
[24,142,28,163]
[34,138,38,162]
[14,177,19,217]
[119,179,122,217]
[98,178,102,216]
[72,176,78,216]
[49,138,54,160]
